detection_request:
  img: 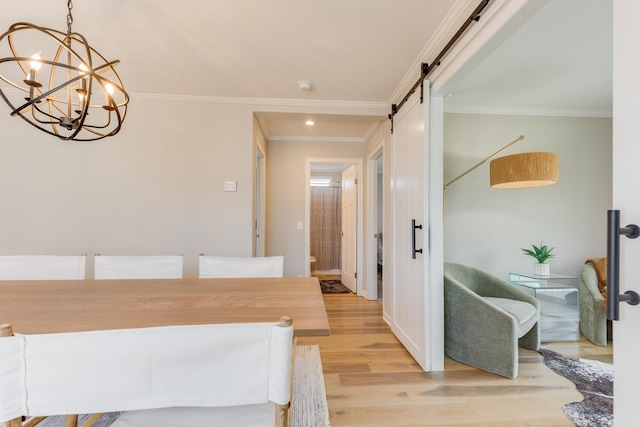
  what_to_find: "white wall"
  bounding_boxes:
[444,113,612,283]
[266,140,366,277]
[0,97,256,277]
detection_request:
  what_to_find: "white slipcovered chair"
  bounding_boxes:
[0,317,295,427]
[94,255,183,280]
[199,254,284,278]
[0,255,86,280]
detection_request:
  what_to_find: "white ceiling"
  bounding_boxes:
[0,0,612,140]
[1,0,459,99]
[445,0,612,117]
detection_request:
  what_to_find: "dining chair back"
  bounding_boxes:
[199,254,284,278]
[0,255,86,280]
[94,255,183,279]
[0,317,294,427]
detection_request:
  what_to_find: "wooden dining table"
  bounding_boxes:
[0,276,330,337]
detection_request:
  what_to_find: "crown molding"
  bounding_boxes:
[267,135,365,143]
[2,87,611,120]
[0,86,389,111]
[131,92,389,111]
[444,104,613,118]
[0,85,389,111]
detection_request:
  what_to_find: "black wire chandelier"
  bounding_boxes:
[0,0,129,141]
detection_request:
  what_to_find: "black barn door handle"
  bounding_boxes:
[412,219,423,259]
[606,210,640,320]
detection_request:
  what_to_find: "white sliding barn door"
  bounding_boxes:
[613,1,640,424]
[341,165,357,292]
[386,87,430,370]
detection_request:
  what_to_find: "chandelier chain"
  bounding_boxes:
[67,0,74,35]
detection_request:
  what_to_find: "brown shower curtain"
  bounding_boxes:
[310,186,341,270]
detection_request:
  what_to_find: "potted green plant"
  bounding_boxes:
[522,242,555,276]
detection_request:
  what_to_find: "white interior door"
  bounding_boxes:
[341,165,357,292]
[387,87,429,370]
[613,2,640,423]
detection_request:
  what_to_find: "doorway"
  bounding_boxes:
[254,145,266,257]
[304,158,363,295]
[309,169,343,277]
[375,155,384,301]
[367,140,384,302]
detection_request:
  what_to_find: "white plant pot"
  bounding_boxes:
[534,262,550,277]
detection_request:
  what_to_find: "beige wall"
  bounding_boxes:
[0,98,256,277]
[444,113,612,282]
[266,140,366,277]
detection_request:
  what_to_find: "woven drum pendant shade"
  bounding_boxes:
[489,152,558,189]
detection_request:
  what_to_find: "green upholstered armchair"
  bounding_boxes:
[579,262,608,346]
[444,263,540,379]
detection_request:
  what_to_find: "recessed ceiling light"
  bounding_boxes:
[305,120,314,126]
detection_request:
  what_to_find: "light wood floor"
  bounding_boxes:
[297,293,613,427]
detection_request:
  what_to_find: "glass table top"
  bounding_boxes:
[508,272,577,290]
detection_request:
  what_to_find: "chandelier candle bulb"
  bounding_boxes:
[75,92,85,114]
[26,66,36,83]
[75,64,88,113]
[27,54,41,82]
[78,63,88,92]
[25,55,43,102]
[103,83,115,110]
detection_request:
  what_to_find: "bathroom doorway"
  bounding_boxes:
[304,158,363,295]
[309,168,343,277]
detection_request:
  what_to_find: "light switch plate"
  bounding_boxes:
[224,180,237,192]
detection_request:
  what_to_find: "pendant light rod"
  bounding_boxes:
[444,135,524,190]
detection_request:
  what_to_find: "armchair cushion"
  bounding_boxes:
[484,297,538,334]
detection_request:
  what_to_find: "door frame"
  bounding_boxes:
[366,138,384,301]
[253,123,267,257]
[304,158,364,294]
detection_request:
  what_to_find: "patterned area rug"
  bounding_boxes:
[320,279,351,294]
[540,348,613,427]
